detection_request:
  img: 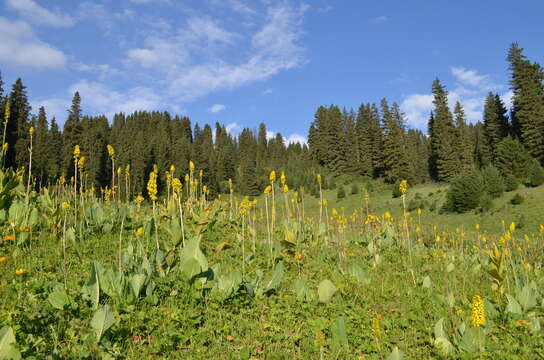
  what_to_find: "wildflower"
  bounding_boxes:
[509,222,516,233]
[475,224,480,230]
[3,235,15,241]
[59,176,66,185]
[470,295,485,327]
[15,269,26,275]
[264,185,272,196]
[417,208,422,216]
[184,174,189,183]
[294,253,305,261]
[107,144,115,158]
[316,173,322,184]
[269,170,276,182]
[16,227,30,233]
[371,317,381,336]
[61,202,70,210]
[523,263,531,271]
[315,330,325,346]
[170,164,175,173]
[348,252,356,257]
[0,257,7,262]
[280,172,286,185]
[126,164,131,176]
[78,156,86,170]
[322,199,328,207]
[147,172,158,201]
[282,184,289,193]
[199,169,203,178]
[384,211,392,220]
[189,160,195,171]
[135,194,144,205]
[172,178,182,194]
[135,227,144,237]
[399,179,408,196]
[29,126,34,135]
[73,145,81,159]
[117,167,122,176]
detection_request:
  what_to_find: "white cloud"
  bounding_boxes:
[286,133,307,145]
[402,67,509,129]
[501,90,513,111]
[225,122,240,134]
[451,67,488,87]
[31,97,70,123]
[263,88,273,95]
[6,0,74,27]
[400,94,434,129]
[266,130,275,140]
[373,16,388,24]
[0,17,66,69]
[209,104,226,113]
[124,2,308,102]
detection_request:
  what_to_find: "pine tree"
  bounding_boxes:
[381,100,412,182]
[453,101,474,173]
[6,79,32,170]
[33,107,50,186]
[428,78,458,181]
[48,117,63,181]
[507,43,544,163]
[62,92,83,177]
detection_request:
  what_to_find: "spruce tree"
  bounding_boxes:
[7,78,32,170]
[453,101,474,173]
[62,92,83,177]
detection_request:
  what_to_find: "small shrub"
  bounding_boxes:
[351,183,359,195]
[504,174,519,192]
[443,172,486,213]
[481,166,505,198]
[337,185,346,199]
[510,193,524,205]
[479,193,494,212]
[528,160,544,187]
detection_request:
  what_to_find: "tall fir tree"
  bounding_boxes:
[62,92,83,177]
[453,101,474,174]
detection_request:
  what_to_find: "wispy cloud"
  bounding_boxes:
[0,17,66,69]
[6,0,74,28]
[209,104,226,113]
[401,67,508,129]
[373,15,388,24]
[225,122,241,134]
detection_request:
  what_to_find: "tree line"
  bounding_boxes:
[0,43,543,197]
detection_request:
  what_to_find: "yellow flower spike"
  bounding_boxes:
[135,194,144,204]
[417,208,421,216]
[15,269,26,275]
[117,167,122,176]
[61,201,70,210]
[73,145,81,159]
[189,160,195,171]
[523,263,531,271]
[470,295,486,327]
[509,222,516,233]
[264,185,272,196]
[269,170,276,182]
[399,179,408,195]
[135,227,144,237]
[29,126,34,135]
[78,156,86,170]
[280,172,286,185]
[184,174,189,182]
[199,169,203,178]
[106,144,115,158]
[147,172,158,201]
[170,164,175,173]
[316,173,321,184]
[476,224,480,230]
[172,178,182,194]
[125,164,131,176]
[282,184,289,193]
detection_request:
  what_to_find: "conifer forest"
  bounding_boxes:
[1,20,544,358]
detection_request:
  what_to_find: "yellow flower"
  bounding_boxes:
[470,295,486,327]
[0,257,7,263]
[125,164,131,176]
[73,145,81,159]
[199,169,203,178]
[282,184,289,193]
[135,227,144,237]
[322,199,328,207]
[475,224,480,230]
[107,144,115,158]
[3,234,15,241]
[348,252,356,257]
[78,156,86,170]
[315,330,325,346]
[384,211,392,220]
[170,164,175,173]
[16,227,30,233]
[61,201,70,210]
[523,263,531,271]
[399,179,408,195]
[269,170,276,182]
[264,185,272,196]
[417,208,421,216]
[147,172,158,201]
[29,126,34,135]
[15,269,26,275]
[172,178,182,194]
[117,167,122,176]
[280,172,286,185]
[316,173,321,184]
[184,174,189,182]
[135,194,144,204]
[509,222,516,233]
[189,160,195,171]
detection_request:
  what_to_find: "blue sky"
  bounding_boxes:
[1,0,543,143]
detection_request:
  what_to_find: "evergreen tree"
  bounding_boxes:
[428,78,458,181]
[62,92,83,177]
[381,100,412,182]
[453,101,474,173]
[33,107,50,186]
[507,43,544,163]
[7,78,32,170]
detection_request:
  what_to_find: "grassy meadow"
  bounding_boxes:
[1,168,544,359]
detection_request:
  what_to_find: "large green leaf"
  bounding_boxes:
[294,277,311,301]
[264,261,284,293]
[517,283,538,313]
[433,318,453,356]
[506,294,523,315]
[47,284,70,310]
[331,316,349,351]
[385,346,404,360]
[179,236,208,281]
[0,326,21,360]
[318,279,337,303]
[130,274,146,298]
[82,261,102,309]
[91,305,115,342]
